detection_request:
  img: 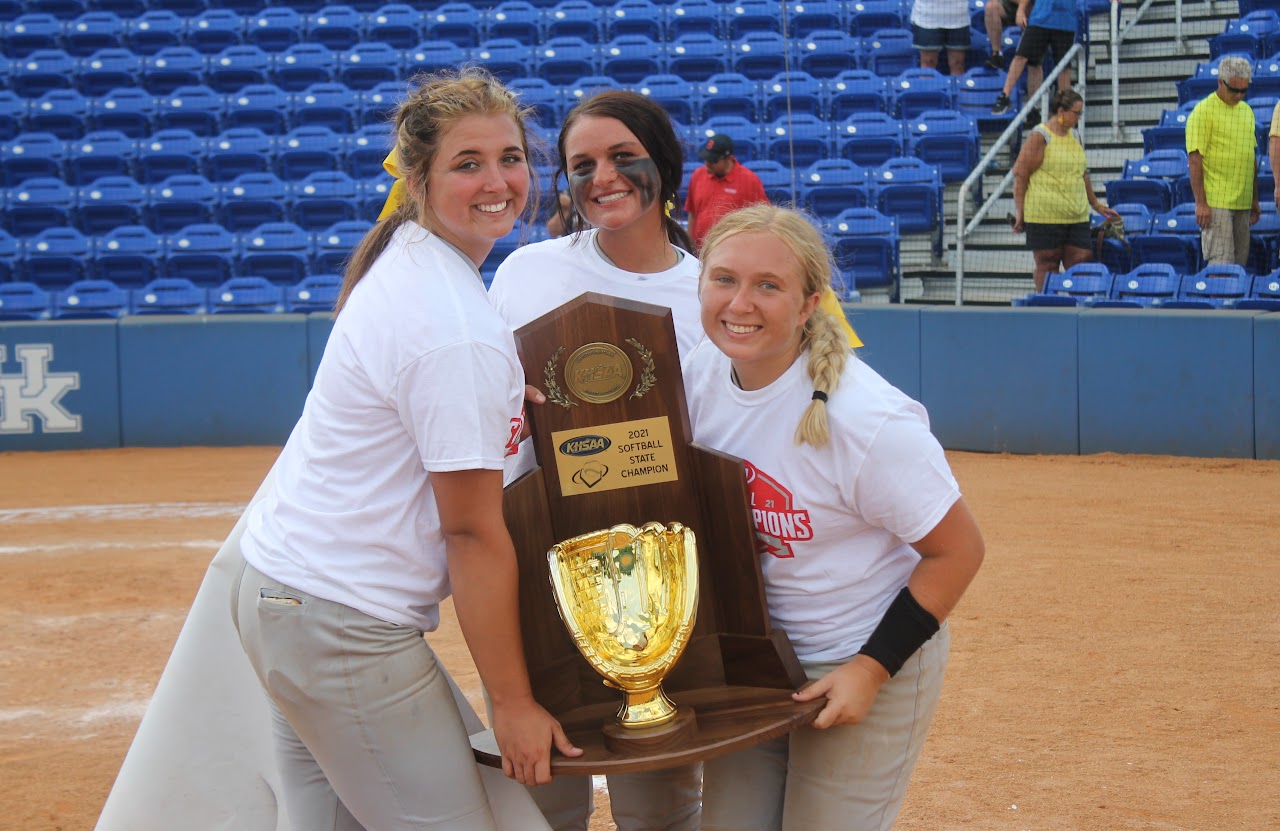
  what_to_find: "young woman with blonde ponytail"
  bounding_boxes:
[685,204,986,831]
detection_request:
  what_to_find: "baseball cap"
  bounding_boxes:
[698,133,734,161]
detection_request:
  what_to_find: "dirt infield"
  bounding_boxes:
[2,447,1277,831]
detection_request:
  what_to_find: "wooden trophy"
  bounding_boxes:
[470,293,822,774]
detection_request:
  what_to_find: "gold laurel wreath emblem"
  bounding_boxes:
[626,338,656,400]
[543,347,576,409]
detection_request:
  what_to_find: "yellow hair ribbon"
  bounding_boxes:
[378,147,407,221]
[819,289,864,348]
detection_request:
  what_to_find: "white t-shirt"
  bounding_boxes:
[683,341,960,662]
[910,0,971,30]
[488,228,702,482]
[242,223,525,632]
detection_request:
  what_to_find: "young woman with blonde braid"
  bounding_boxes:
[684,204,986,831]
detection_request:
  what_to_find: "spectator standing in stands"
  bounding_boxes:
[910,0,972,76]
[1270,99,1280,207]
[685,133,767,251]
[983,0,1017,69]
[1187,55,1260,267]
[545,191,575,237]
[1011,90,1119,291]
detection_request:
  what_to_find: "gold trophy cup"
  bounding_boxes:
[548,521,699,752]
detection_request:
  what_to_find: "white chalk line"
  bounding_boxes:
[0,539,226,556]
[0,697,151,733]
[0,502,246,525]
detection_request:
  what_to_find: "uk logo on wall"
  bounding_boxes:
[0,343,82,435]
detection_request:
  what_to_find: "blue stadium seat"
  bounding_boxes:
[138,128,205,182]
[1142,109,1188,154]
[605,0,663,41]
[356,174,394,221]
[76,47,142,97]
[54,278,128,319]
[11,49,77,97]
[764,114,832,167]
[726,0,781,37]
[165,222,237,285]
[955,67,1017,132]
[1209,11,1277,59]
[224,84,290,134]
[276,125,344,181]
[731,31,789,80]
[508,77,561,125]
[635,73,695,124]
[403,40,471,78]
[799,159,869,217]
[306,5,363,51]
[762,71,824,120]
[207,0,265,15]
[473,38,535,85]
[601,35,663,83]
[825,70,889,119]
[338,41,401,90]
[238,221,312,284]
[271,44,338,93]
[1093,201,1151,273]
[865,28,916,77]
[1248,201,1280,272]
[247,7,304,52]
[536,36,599,85]
[289,170,358,230]
[0,227,16,281]
[698,72,761,121]
[545,0,603,42]
[205,127,273,182]
[668,0,720,40]
[91,224,160,287]
[209,275,286,314]
[667,33,730,82]
[0,132,66,186]
[694,116,760,162]
[1105,177,1172,214]
[142,46,207,95]
[364,3,424,48]
[425,2,485,47]
[1095,263,1182,307]
[130,276,207,315]
[64,11,125,57]
[314,219,371,272]
[797,29,861,78]
[76,174,145,233]
[343,123,393,179]
[218,171,288,231]
[848,0,906,36]
[146,173,218,233]
[750,158,796,204]
[184,9,244,55]
[868,157,944,255]
[25,89,89,141]
[0,91,24,142]
[291,82,359,133]
[790,0,845,37]
[87,0,147,12]
[1127,228,1202,282]
[1239,269,1280,309]
[286,272,342,313]
[87,87,157,138]
[907,109,980,185]
[20,225,89,288]
[1016,262,1113,306]
[1111,202,1153,237]
[156,85,224,136]
[1127,149,1189,182]
[1167,264,1251,308]
[825,206,899,295]
[127,10,186,55]
[486,0,543,43]
[2,14,64,58]
[889,68,954,118]
[207,45,273,94]
[0,281,52,320]
[834,112,905,167]
[358,81,406,127]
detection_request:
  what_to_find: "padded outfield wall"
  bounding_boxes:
[1,308,1277,460]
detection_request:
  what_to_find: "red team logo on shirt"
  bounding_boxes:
[744,461,812,559]
[505,410,525,458]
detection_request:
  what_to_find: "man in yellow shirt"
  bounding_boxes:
[1186,55,1260,266]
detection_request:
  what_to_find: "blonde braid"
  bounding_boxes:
[794,306,848,447]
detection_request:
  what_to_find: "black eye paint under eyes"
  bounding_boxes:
[615,157,660,210]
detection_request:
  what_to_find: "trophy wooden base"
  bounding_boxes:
[602,707,697,755]
[471,686,824,775]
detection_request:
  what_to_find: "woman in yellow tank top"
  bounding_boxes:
[1012,90,1121,291]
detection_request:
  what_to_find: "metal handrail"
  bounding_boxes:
[1111,0,1183,139]
[954,42,1084,305]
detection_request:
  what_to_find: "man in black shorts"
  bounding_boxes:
[982,0,1018,69]
[990,0,1102,123]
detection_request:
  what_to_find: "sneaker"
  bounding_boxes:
[984,52,1004,70]
[991,93,1011,115]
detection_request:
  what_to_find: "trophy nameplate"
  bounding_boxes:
[471,293,822,774]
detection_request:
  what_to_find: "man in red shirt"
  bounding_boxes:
[685,134,768,250]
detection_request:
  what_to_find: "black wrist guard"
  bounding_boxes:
[856,586,941,677]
